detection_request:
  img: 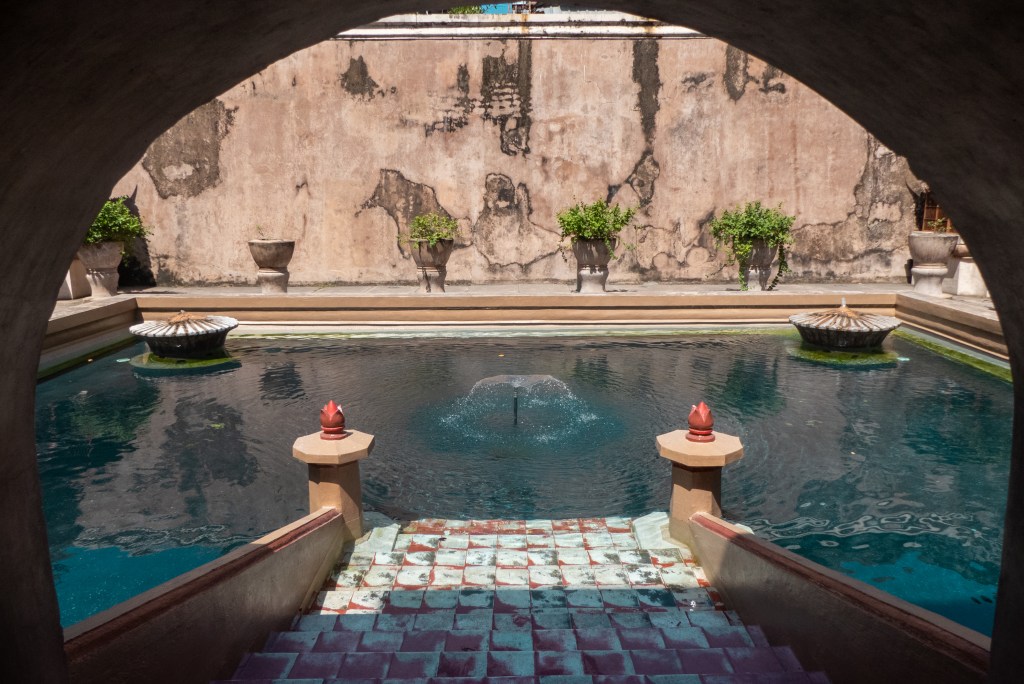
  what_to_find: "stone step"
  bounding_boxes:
[263,625,768,653]
[227,645,814,680]
[220,518,829,683]
[217,677,833,684]
[218,677,828,684]
[295,607,744,633]
[312,587,724,616]
[217,676,829,684]
[326,548,708,595]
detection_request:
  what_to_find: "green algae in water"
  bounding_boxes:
[787,343,900,368]
[129,352,240,374]
[893,329,1012,383]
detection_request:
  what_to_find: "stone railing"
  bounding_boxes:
[64,399,377,684]
[658,400,990,683]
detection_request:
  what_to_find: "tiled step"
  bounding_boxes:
[263,625,769,653]
[324,547,711,596]
[312,586,724,617]
[227,644,811,680]
[222,517,828,683]
[298,607,742,633]
[217,676,829,684]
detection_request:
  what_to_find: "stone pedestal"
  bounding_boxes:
[77,242,123,298]
[576,265,609,293]
[909,232,957,298]
[58,256,91,300]
[656,429,743,545]
[418,265,447,293]
[943,255,989,298]
[572,239,615,293]
[911,264,949,298]
[292,429,375,543]
[256,268,289,294]
[248,239,295,294]
[410,240,454,293]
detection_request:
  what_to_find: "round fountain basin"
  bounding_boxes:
[790,305,899,350]
[129,313,238,358]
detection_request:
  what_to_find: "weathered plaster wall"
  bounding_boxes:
[115,35,919,286]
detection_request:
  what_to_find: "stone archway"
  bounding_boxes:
[3,2,1022,681]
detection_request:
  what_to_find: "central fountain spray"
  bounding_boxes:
[429,374,610,448]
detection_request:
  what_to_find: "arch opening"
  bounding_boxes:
[3,1,1023,680]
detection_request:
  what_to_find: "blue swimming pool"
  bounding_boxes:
[36,331,1010,633]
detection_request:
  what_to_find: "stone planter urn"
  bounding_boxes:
[247,239,295,294]
[909,231,958,297]
[743,239,779,291]
[572,238,617,293]
[58,255,91,300]
[77,242,124,298]
[943,236,989,297]
[410,239,454,293]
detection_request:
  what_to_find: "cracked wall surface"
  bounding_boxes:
[116,36,917,286]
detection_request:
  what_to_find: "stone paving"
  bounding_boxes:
[219,516,828,683]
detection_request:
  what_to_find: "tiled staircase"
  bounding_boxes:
[220,517,828,683]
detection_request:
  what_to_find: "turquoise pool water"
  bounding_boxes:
[36,332,1010,633]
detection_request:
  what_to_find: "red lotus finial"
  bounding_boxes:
[320,400,349,440]
[686,401,715,442]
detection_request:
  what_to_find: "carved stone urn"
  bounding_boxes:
[76,242,124,298]
[908,231,957,297]
[409,239,454,293]
[247,239,295,294]
[743,239,779,291]
[572,238,617,293]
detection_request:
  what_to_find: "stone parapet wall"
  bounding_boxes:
[113,17,921,286]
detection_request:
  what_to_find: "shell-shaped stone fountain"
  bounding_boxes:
[129,311,238,358]
[789,298,900,350]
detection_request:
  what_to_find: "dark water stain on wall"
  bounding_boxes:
[425,64,475,135]
[618,39,662,208]
[759,65,787,95]
[632,39,661,147]
[724,45,786,101]
[474,173,552,271]
[481,42,532,156]
[724,46,755,101]
[361,169,449,256]
[626,151,660,208]
[142,99,235,199]
[791,136,914,276]
[681,72,714,92]
[340,56,379,99]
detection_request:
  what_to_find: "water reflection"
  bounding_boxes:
[36,334,1012,633]
[260,362,305,401]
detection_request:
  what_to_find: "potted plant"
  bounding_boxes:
[78,197,149,298]
[406,212,458,293]
[247,225,295,294]
[908,216,958,297]
[557,199,637,293]
[709,201,795,291]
